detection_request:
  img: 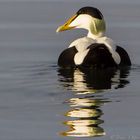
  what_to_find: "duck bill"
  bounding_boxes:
[56,14,77,32]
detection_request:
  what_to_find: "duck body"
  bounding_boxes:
[58,37,131,68]
[57,7,131,68]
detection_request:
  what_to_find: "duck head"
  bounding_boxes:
[56,6,106,38]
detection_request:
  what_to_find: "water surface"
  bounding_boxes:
[0,0,140,140]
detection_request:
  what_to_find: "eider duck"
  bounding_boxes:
[56,6,131,68]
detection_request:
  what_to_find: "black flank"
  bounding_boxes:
[116,46,131,66]
[58,46,78,67]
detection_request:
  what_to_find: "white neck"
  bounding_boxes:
[87,31,104,40]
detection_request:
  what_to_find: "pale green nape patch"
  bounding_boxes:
[90,18,106,35]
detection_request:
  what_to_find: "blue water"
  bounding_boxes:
[0,0,140,140]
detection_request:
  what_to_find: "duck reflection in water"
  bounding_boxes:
[58,67,130,137]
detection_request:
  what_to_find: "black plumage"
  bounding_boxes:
[58,47,78,67]
[82,43,117,68]
[116,46,131,66]
[77,7,103,20]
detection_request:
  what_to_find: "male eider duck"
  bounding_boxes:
[56,6,131,68]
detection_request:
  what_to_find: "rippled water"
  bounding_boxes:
[0,0,140,140]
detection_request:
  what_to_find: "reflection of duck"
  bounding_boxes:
[61,97,106,137]
[56,7,131,68]
[58,67,130,93]
[58,67,130,137]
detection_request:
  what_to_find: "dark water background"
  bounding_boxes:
[0,0,140,140]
